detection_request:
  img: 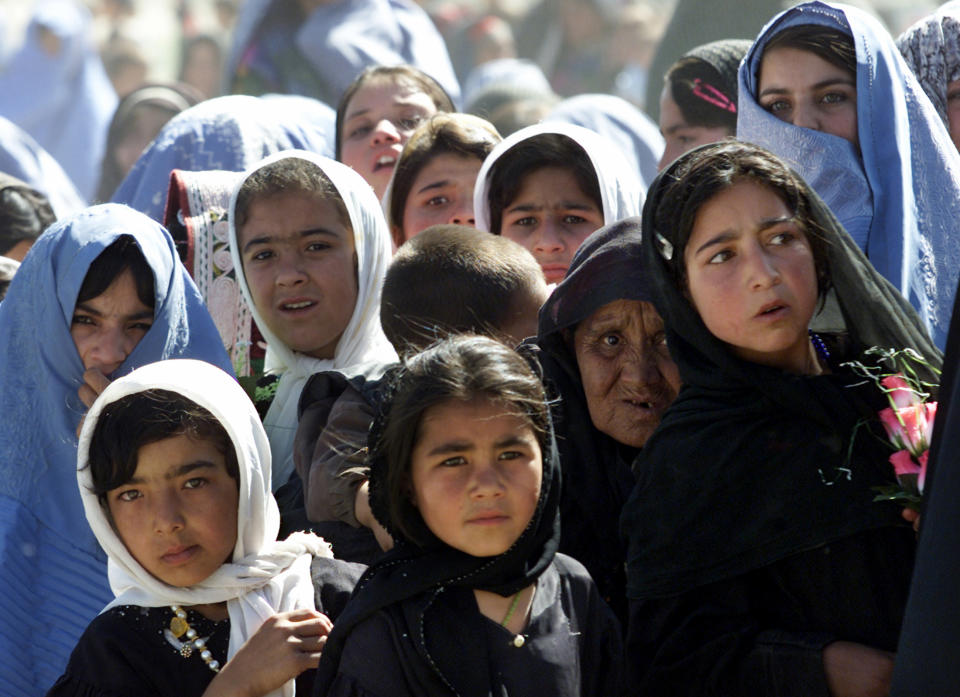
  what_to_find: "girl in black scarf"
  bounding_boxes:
[622,141,940,697]
[314,334,622,697]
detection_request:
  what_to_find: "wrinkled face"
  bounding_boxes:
[410,397,542,557]
[71,268,154,377]
[684,180,820,374]
[108,434,239,587]
[947,79,960,152]
[758,46,858,147]
[340,79,439,197]
[238,192,358,360]
[500,167,604,284]
[574,299,681,447]
[658,84,733,171]
[399,153,483,242]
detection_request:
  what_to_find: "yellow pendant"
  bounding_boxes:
[170,616,189,638]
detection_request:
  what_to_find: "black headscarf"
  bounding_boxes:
[622,141,941,600]
[534,218,654,620]
[314,352,561,697]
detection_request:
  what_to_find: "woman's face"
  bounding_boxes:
[758,46,858,147]
[114,104,176,178]
[399,152,482,243]
[573,299,681,448]
[340,79,439,198]
[500,166,604,284]
[947,79,960,152]
[71,268,154,376]
[658,84,733,171]
[683,179,819,374]
[410,397,542,557]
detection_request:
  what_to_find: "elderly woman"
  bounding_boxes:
[534,219,681,622]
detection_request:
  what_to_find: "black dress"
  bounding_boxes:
[324,555,623,697]
[47,556,365,697]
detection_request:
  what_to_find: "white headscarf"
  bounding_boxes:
[228,151,397,488]
[473,121,644,234]
[77,359,332,697]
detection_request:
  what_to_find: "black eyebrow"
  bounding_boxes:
[242,228,341,254]
[424,434,533,457]
[759,77,855,99]
[73,303,153,321]
[416,179,451,195]
[124,461,218,485]
[693,216,796,256]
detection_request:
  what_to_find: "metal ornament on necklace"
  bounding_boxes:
[166,605,221,672]
[501,591,526,648]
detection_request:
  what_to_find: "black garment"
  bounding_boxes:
[46,557,365,697]
[535,218,654,623]
[622,142,941,695]
[325,555,623,697]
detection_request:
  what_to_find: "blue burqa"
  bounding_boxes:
[0,0,117,203]
[0,204,232,696]
[111,94,335,221]
[738,1,960,349]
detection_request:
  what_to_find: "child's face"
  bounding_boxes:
[400,153,482,242]
[107,434,239,587]
[500,167,604,284]
[409,397,542,557]
[238,191,358,359]
[683,179,819,373]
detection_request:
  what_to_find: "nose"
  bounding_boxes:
[371,118,401,146]
[90,327,132,372]
[152,491,185,535]
[448,202,475,227]
[744,244,781,289]
[275,250,307,287]
[470,460,506,499]
[532,219,565,254]
[791,100,821,132]
[618,344,661,391]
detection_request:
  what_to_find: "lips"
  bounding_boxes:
[370,148,400,173]
[161,545,198,566]
[540,264,568,284]
[755,300,789,318]
[277,297,316,313]
[466,511,510,525]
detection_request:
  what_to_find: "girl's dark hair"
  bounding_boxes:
[77,236,156,308]
[651,141,832,301]
[85,389,240,515]
[388,113,500,243]
[762,25,857,81]
[335,65,455,160]
[666,58,737,132]
[371,334,549,546]
[233,157,351,231]
[0,186,56,255]
[485,133,602,235]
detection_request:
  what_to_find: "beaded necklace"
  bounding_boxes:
[165,606,221,673]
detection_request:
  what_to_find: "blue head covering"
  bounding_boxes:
[0,115,84,218]
[547,93,665,188]
[738,1,960,349]
[110,94,335,221]
[0,204,232,696]
[0,0,117,203]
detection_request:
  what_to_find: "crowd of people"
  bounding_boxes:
[1,0,959,695]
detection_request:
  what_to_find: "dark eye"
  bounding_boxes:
[117,489,141,502]
[439,456,466,467]
[498,450,522,461]
[764,99,791,114]
[425,195,449,207]
[513,216,537,227]
[769,231,795,246]
[71,314,95,326]
[563,214,588,224]
[398,116,424,130]
[601,333,621,347]
[250,249,273,262]
[306,241,331,252]
[183,477,207,490]
[821,92,848,105]
[348,124,371,139]
[129,321,153,332]
[708,249,733,264]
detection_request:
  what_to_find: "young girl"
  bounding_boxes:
[623,141,941,696]
[49,358,362,697]
[737,0,960,348]
[314,334,623,696]
[0,204,231,697]
[336,66,455,199]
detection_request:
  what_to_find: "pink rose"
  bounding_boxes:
[889,449,921,478]
[882,374,920,409]
[879,404,931,456]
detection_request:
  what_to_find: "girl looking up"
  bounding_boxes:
[623,141,940,697]
[315,334,623,696]
[737,0,960,348]
[49,359,361,697]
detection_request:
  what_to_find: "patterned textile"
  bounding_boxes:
[112,94,335,221]
[738,1,960,349]
[164,168,256,376]
[897,1,960,128]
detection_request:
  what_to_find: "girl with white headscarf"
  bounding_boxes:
[49,359,362,697]
[228,151,397,492]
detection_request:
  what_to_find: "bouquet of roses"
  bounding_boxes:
[844,348,939,512]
